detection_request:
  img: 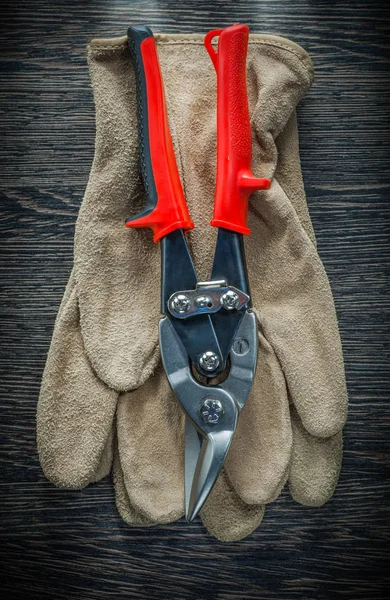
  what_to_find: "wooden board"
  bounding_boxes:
[0,1,389,598]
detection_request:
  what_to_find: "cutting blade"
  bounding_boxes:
[185,418,237,522]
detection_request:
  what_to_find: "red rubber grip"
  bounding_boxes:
[126,36,194,242]
[204,24,271,235]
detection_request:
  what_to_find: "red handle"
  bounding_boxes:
[126,31,194,242]
[205,24,271,235]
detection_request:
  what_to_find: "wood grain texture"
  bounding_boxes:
[0,1,389,598]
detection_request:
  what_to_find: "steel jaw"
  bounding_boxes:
[159,310,258,521]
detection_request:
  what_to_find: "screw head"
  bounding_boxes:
[170,294,191,315]
[200,398,224,424]
[195,295,212,309]
[199,351,220,372]
[220,290,239,310]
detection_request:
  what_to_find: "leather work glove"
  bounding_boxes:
[37,32,348,542]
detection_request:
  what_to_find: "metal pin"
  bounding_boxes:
[195,295,213,309]
[170,294,191,315]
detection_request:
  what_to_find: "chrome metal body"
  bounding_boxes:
[159,310,258,521]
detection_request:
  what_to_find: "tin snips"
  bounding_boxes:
[126,24,270,521]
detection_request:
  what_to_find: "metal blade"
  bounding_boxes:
[186,427,236,522]
[184,418,201,518]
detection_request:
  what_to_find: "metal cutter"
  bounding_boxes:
[126,23,270,521]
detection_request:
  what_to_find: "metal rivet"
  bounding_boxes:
[220,290,239,310]
[200,398,224,424]
[195,295,213,309]
[199,351,220,372]
[170,294,191,315]
[232,338,250,355]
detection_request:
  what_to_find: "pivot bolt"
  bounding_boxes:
[199,351,220,372]
[195,295,213,309]
[220,290,239,310]
[200,398,224,425]
[170,294,191,315]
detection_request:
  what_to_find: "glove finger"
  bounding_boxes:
[224,328,292,505]
[249,38,313,180]
[89,425,114,484]
[113,442,157,527]
[115,355,267,538]
[248,182,348,438]
[75,41,161,392]
[200,469,265,542]
[116,362,184,524]
[288,405,343,506]
[37,271,117,489]
[273,113,316,245]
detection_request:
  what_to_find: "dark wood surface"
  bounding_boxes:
[0,1,389,598]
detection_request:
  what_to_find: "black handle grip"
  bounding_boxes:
[125,25,194,242]
[127,25,158,219]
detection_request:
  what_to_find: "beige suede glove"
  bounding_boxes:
[37,33,348,542]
